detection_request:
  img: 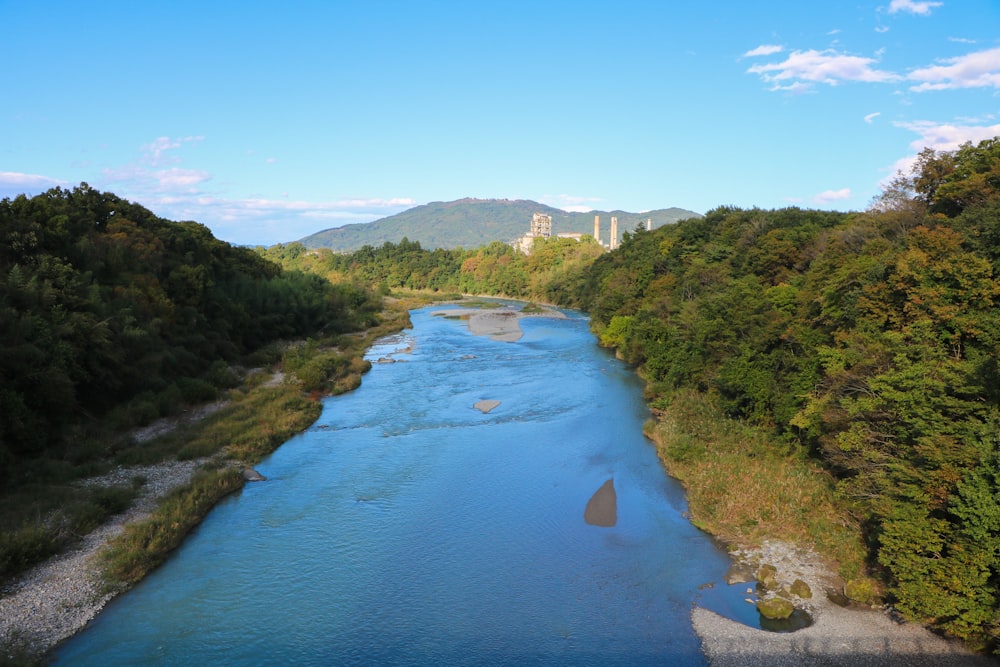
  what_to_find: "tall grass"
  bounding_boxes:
[101,466,244,586]
[648,388,866,580]
[99,299,416,588]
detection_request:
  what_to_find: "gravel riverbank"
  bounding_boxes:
[0,459,206,659]
[693,540,995,666]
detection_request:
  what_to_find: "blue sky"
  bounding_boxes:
[2,1,999,246]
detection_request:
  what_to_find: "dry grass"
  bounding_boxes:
[648,388,866,580]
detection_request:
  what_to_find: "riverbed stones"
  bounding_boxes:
[724,561,755,585]
[473,399,501,413]
[790,578,812,599]
[757,596,795,620]
[242,468,267,482]
[584,478,617,527]
[756,563,778,591]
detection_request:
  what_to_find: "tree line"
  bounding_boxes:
[3,137,998,648]
[264,138,1000,647]
[0,184,379,473]
[574,138,1000,647]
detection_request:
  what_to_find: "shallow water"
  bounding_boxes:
[55,304,759,666]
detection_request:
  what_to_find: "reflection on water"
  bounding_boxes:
[55,303,761,666]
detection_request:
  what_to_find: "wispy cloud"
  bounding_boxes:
[907,47,1000,91]
[888,0,943,16]
[864,112,882,123]
[747,49,899,90]
[142,136,204,167]
[743,44,783,58]
[896,120,1000,151]
[5,136,416,245]
[885,119,1000,178]
[150,194,416,245]
[0,171,65,198]
[541,194,605,212]
[814,188,852,204]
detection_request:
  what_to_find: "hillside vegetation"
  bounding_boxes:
[578,138,1000,648]
[273,138,1000,650]
[298,197,701,252]
[0,185,382,581]
[3,138,999,651]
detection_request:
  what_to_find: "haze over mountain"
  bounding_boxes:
[297,198,702,252]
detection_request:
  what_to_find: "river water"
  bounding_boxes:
[55,303,758,666]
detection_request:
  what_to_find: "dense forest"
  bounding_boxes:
[0,184,379,471]
[262,235,607,306]
[3,138,999,649]
[579,139,1000,645]
[267,138,1000,648]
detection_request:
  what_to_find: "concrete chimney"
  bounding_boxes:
[610,216,619,250]
[594,215,600,245]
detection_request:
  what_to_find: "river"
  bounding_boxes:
[54,303,758,665]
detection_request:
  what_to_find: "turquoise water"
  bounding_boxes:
[55,304,758,665]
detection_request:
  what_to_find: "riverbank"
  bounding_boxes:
[3,297,992,664]
[0,460,208,660]
[693,540,994,666]
[644,388,997,664]
[0,301,417,664]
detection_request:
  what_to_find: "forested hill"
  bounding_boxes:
[298,198,701,252]
[578,138,1000,648]
[268,137,1000,650]
[0,184,379,467]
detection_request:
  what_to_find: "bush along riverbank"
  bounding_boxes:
[643,390,996,665]
[0,299,415,664]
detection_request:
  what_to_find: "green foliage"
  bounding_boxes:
[0,482,138,582]
[0,184,378,469]
[570,138,1000,647]
[262,233,606,306]
[101,466,244,586]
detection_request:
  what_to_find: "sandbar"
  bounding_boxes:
[432,304,566,342]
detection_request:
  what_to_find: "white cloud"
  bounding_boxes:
[814,188,852,204]
[896,120,1000,152]
[864,112,882,123]
[907,47,1000,91]
[4,137,417,245]
[91,137,417,244]
[743,44,783,58]
[142,135,204,166]
[152,168,212,190]
[888,0,943,16]
[747,49,899,90]
[0,171,65,194]
[885,120,1000,178]
[147,194,417,244]
[540,194,605,211]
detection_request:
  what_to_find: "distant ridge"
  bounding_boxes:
[297,198,702,252]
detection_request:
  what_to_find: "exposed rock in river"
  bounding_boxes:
[584,478,617,527]
[242,468,267,482]
[473,399,501,413]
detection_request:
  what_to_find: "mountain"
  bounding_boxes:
[297,198,702,252]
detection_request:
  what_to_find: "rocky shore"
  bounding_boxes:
[0,459,206,659]
[694,540,995,666]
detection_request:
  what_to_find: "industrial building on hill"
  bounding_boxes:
[513,212,652,254]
